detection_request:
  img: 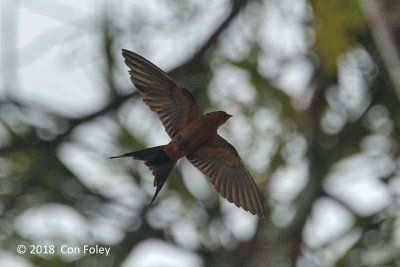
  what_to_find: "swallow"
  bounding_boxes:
[111,49,265,217]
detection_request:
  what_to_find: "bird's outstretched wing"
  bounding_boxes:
[187,135,265,217]
[122,49,202,138]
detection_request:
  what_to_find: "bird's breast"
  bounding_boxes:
[165,117,217,161]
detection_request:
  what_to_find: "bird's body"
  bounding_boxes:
[166,111,229,161]
[111,49,266,217]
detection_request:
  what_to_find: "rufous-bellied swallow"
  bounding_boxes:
[111,49,265,217]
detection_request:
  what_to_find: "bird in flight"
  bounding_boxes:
[111,49,265,217]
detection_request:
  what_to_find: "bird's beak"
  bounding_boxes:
[228,114,233,118]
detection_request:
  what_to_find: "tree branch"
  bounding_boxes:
[362,0,400,100]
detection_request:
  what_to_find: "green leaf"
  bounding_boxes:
[311,0,366,74]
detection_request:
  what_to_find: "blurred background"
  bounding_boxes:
[1,0,400,266]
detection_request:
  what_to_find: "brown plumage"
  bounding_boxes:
[111,49,265,218]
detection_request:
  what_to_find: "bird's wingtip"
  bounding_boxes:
[110,154,130,159]
[121,49,131,57]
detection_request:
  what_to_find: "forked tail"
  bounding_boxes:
[110,146,176,205]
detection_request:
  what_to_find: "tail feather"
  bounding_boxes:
[110,146,163,161]
[148,163,175,206]
[149,184,163,207]
[151,163,175,186]
[110,146,176,205]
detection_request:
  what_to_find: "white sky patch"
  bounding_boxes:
[252,107,281,133]
[247,136,276,172]
[326,178,391,216]
[337,50,371,120]
[15,203,130,252]
[218,113,276,173]
[247,108,281,172]
[324,154,392,216]
[181,160,213,202]
[225,114,254,148]
[257,0,313,108]
[3,0,231,117]
[118,100,170,147]
[275,60,314,104]
[216,1,260,61]
[0,251,33,267]
[58,142,143,207]
[15,204,91,244]
[259,0,309,58]
[303,198,355,249]
[208,217,238,250]
[9,0,106,116]
[302,223,361,266]
[281,134,308,164]
[123,239,202,267]
[88,215,125,245]
[221,201,258,241]
[170,219,200,250]
[70,116,121,155]
[146,195,183,230]
[208,65,256,108]
[117,0,231,70]
[269,159,308,203]
[20,46,106,116]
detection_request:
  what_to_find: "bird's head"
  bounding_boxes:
[206,111,233,127]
